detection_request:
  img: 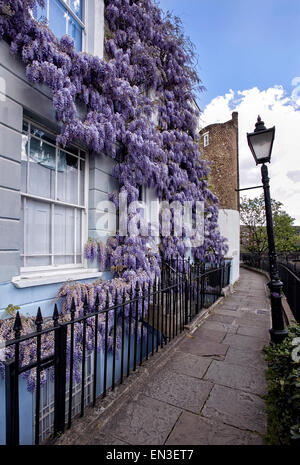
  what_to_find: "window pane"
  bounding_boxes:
[55,256,74,265]
[23,121,29,133]
[67,0,83,20]
[54,205,75,264]
[20,199,25,263]
[49,0,67,40]
[25,198,51,266]
[21,119,87,270]
[33,1,48,22]
[80,160,85,206]
[68,14,82,52]
[57,151,79,204]
[30,124,56,146]
[76,209,82,255]
[29,138,56,199]
[21,134,28,193]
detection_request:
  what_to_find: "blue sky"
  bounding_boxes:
[158,0,300,224]
[158,0,300,109]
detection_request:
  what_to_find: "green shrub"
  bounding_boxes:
[5,304,20,317]
[264,324,300,445]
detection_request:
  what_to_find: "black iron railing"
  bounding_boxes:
[241,253,300,323]
[2,259,231,445]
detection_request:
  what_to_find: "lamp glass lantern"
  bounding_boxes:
[247,116,275,165]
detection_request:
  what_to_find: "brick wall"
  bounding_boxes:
[199,112,239,211]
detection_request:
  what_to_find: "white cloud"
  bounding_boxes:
[200,85,300,224]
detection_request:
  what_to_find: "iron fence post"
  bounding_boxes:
[200,264,205,309]
[196,264,200,315]
[5,361,19,446]
[54,324,67,437]
[184,271,189,325]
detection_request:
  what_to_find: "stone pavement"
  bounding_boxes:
[58,268,270,446]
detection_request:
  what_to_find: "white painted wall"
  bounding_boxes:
[85,0,105,58]
[218,209,240,284]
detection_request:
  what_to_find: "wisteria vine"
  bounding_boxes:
[0,0,228,390]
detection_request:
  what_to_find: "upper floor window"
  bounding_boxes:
[21,119,88,270]
[33,0,84,52]
[203,132,209,147]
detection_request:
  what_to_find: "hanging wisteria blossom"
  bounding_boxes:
[0,0,228,389]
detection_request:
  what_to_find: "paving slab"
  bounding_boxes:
[179,337,229,359]
[191,326,227,343]
[218,304,240,311]
[214,307,242,317]
[234,316,270,329]
[202,384,267,434]
[222,333,267,351]
[76,431,129,446]
[209,314,236,324]
[204,360,267,396]
[200,320,238,334]
[101,393,182,445]
[244,298,267,304]
[224,346,267,368]
[167,350,212,379]
[166,412,264,445]
[144,369,214,414]
[237,324,269,340]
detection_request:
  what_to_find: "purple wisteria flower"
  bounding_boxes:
[0,0,229,392]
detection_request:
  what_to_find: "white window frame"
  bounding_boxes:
[19,118,89,275]
[203,132,209,147]
[32,0,86,52]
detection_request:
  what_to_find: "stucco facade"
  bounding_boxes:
[0,1,113,318]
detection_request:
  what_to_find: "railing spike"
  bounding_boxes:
[13,311,22,335]
[94,293,100,309]
[83,293,88,314]
[35,307,43,331]
[70,298,76,314]
[106,290,110,308]
[53,304,59,326]
[114,289,119,305]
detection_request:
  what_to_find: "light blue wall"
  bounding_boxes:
[0,272,113,319]
[0,324,160,445]
[0,40,119,317]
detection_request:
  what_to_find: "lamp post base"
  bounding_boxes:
[267,279,288,344]
[269,328,288,344]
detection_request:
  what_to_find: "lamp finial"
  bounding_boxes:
[255,115,266,132]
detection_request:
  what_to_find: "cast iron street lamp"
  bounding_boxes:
[247,116,288,344]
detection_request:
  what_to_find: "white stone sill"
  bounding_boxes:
[12,269,102,289]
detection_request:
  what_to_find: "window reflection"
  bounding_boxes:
[57,150,79,205]
[21,120,86,268]
[33,0,83,52]
[29,138,56,199]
